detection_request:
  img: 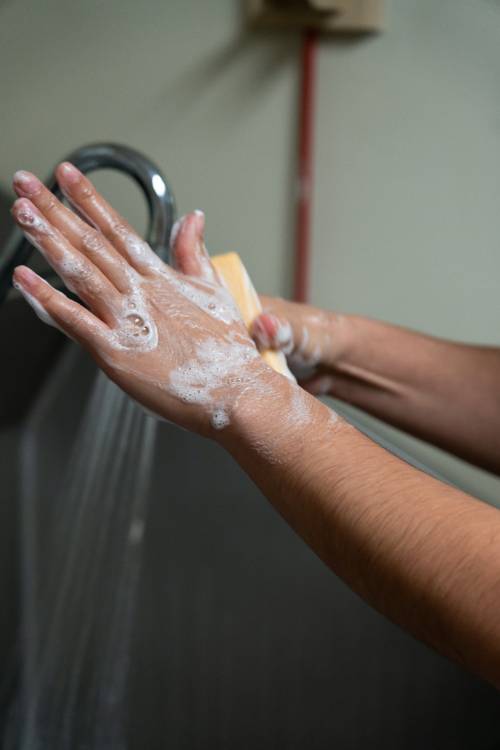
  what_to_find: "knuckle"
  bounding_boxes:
[69,264,94,287]
[81,229,104,253]
[86,276,105,298]
[43,196,59,215]
[109,220,127,239]
[78,180,94,201]
[38,284,56,309]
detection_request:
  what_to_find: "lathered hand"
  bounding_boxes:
[11,165,287,436]
[251,297,347,395]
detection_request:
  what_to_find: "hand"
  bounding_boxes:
[11,164,283,437]
[251,296,346,395]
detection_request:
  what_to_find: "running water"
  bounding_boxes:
[5,351,157,749]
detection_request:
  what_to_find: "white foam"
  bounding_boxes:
[275,320,294,355]
[17,210,50,234]
[288,385,314,426]
[123,231,164,272]
[169,332,261,429]
[107,291,159,352]
[211,408,230,430]
[169,214,217,283]
[17,203,321,436]
[169,275,242,326]
[14,280,61,331]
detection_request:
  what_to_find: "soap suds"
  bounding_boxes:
[211,408,231,430]
[275,320,294,354]
[287,384,314,426]
[13,280,61,331]
[15,200,323,435]
[169,332,263,429]
[169,211,205,254]
[167,275,242,326]
[107,291,159,352]
[16,208,52,235]
[121,230,165,272]
[168,330,318,431]
[18,205,159,353]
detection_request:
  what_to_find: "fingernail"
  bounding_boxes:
[13,170,42,197]
[58,161,80,184]
[193,209,205,236]
[12,198,39,228]
[13,265,39,293]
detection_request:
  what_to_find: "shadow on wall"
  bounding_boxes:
[156,25,374,124]
[153,30,299,123]
[152,27,302,297]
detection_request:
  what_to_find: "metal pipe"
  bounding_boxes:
[293,30,318,304]
[0,142,176,306]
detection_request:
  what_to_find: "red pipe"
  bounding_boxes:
[293,29,318,304]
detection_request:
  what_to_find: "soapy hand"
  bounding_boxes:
[251,297,345,395]
[11,164,281,436]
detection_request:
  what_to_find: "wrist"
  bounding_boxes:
[320,311,354,370]
[216,366,335,461]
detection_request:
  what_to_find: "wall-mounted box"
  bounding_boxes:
[246,0,384,35]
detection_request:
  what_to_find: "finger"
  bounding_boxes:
[55,162,167,276]
[251,313,294,354]
[13,265,112,351]
[170,211,219,284]
[12,198,122,325]
[13,170,132,292]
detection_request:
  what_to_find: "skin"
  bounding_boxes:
[252,301,500,475]
[11,165,500,688]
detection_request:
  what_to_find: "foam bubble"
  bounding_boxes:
[211,408,230,430]
[169,276,242,326]
[169,332,262,427]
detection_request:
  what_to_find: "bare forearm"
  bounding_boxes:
[13,166,500,688]
[221,381,500,687]
[256,299,500,474]
[332,316,500,473]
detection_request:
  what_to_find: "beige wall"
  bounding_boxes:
[1,0,499,502]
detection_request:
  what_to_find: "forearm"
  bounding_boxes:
[220,378,500,687]
[331,316,500,473]
[256,299,500,474]
[13,166,500,687]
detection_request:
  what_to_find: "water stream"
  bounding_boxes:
[5,351,157,749]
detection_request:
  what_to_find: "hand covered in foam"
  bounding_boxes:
[11,164,282,436]
[251,297,347,396]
